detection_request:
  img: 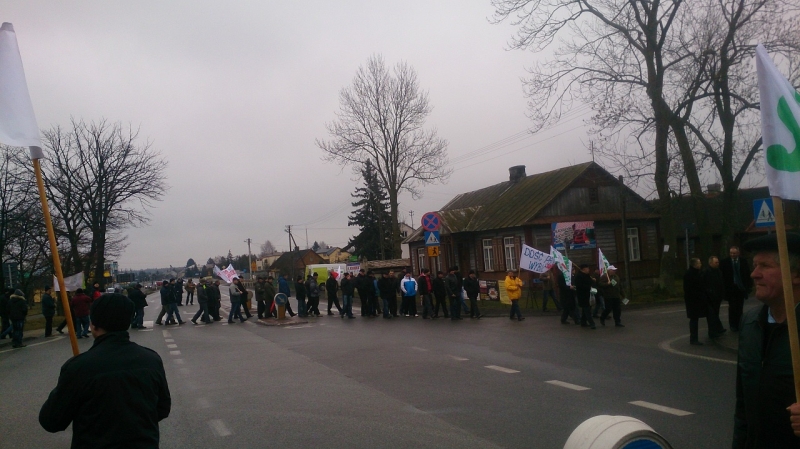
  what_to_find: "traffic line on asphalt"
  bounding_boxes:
[0,336,64,354]
[169,350,181,356]
[208,419,232,437]
[658,334,736,365]
[629,400,693,416]
[285,325,314,329]
[411,346,428,351]
[165,339,174,343]
[162,331,171,337]
[545,380,591,391]
[448,355,469,361]
[167,344,177,349]
[173,359,185,364]
[485,365,520,374]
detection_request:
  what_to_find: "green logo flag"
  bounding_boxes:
[756,44,800,200]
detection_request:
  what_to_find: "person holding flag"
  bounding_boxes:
[732,44,800,448]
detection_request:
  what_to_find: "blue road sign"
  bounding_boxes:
[421,212,442,231]
[424,231,441,246]
[753,198,775,228]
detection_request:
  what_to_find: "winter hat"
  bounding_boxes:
[90,293,134,332]
[13,289,23,296]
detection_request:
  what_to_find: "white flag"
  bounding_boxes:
[0,23,43,159]
[598,248,610,276]
[54,272,84,292]
[550,246,572,286]
[756,44,800,201]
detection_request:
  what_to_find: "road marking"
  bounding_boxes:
[174,359,185,364]
[198,398,211,408]
[169,350,181,356]
[165,339,174,343]
[285,325,314,329]
[658,334,736,365]
[208,419,232,437]
[629,400,693,416]
[658,309,685,314]
[167,344,177,348]
[448,355,469,361]
[162,331,171,337]
[0,336,64,354]
[411,346,428,352]
[546,380,591,391]
[485,365,520,374]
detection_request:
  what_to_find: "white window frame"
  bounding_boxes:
[627,227,641,262]
[483,239,494,272]
[417,247,427,273]
[432,256,440,274]
[504,237,517,271]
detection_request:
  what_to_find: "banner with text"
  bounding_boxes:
[54,272,84,292]
[213,264,238,283]
[519,244,555,273]
[551,221,596,251]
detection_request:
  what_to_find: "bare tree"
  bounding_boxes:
[42,119,168,283]
[317,55,450,258]
[258,240,276,258]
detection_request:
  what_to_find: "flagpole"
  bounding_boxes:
[33,157,79,356]
[773,196,800,400]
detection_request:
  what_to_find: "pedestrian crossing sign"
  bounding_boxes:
[427,246,440,257]
[753,198,775,228]
[424,231,440,246]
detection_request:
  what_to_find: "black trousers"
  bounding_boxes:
[728,296,744,330]
[357,290,368,316]
[580,306,595,327]
[192,303,210,322]
[450,296,461,319]
[186,291,194,304]
[389,296,398,316]
[690,316,713,342]
[469,296,481,318]
[328,294,342,313]
[307,297,320,315]
[600,297,622,324]
[708,299,725,333]
[434,294,449,317]
[44,315,53,337]
[257,300,267,318]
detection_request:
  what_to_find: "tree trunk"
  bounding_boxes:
[653,114,678,294]
[387,188,401,259]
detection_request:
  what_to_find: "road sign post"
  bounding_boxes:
[421,212,442,232]
[424,231,441,246]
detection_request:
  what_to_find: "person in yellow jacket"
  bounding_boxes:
[505,271,525,321]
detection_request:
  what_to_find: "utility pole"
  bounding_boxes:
[244,238,252,280]
[619,175,633,300]
[409,210,414,227]
[305,228,309,250]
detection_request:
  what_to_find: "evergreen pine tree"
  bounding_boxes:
[347,161,392,260]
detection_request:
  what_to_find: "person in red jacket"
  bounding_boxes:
[71,289,93,338]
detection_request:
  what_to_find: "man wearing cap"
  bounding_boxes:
[40,293,171,448]
[598,266,624,327]
[722,246,754,332]
[734,233,800,448]
[191,278,212,324]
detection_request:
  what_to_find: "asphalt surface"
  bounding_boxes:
[0,291,750,449]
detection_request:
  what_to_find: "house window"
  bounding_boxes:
[417,247,427,273]
[504,237,517,271]
[627,227,641,261]
[432,256,440,274]
[482,239,494,271]
[589,187,599,204]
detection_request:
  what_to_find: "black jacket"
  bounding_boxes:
[295,281,306,300]
[432,277,447,298]
[733,304,800,449]
[197,284,209,304]
[8,294,27,320]
[573,271,594,308]
[341,277,355,296]
[39,332,171,449]
[445,274,460,298]
[159,286,172,306]
[128,289,148,309]
[463,277,480,299]
[41,293,56,317]
[326,277,338,296]
[417,275,431,295]
[721,257,754,301]
[705,267,726,305]
[556,272,575,308]
[683,267,708,319]
[377,277,396,300]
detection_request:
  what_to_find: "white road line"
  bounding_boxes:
[485,365,520,374]
[285,325,314,329]
[629,400,693,416]
[167,344,177,349]
[411,346,428,351]
[165,339,174,343]
[162,331,171,337]
[208,419,232,437]
[0,336,64,354]
[448,355,469,361]
[169,350,181,356]
[545,380,591,391]
[174,359,185,365]
[658,334,736,365]
[197,398,211,409]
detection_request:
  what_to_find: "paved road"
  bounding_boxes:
[0,291,747,448]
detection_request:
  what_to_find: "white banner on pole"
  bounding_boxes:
[519,244,555,273]
[0,23,43,159]
[54,272,84,292]
[213,264,238,283]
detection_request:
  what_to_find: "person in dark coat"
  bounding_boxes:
[191,279,212,324]
[354,269,369,316]
[705,256,727,337]
[463,270,482,319]
[295,276,308,317]
[378,272,396,319]
[71,289,93,338]
[305,273,322,317]
[721,246,754,332]
[0,288,12,339]
[128,284,148,329]
[7,289,28,348]
[278,274,295,317]
[39,293,171,448]
[734,233,800,448]
[432,271,449,319]
[683,258,710,345]
[340,272,356,319]
[573,264,596,329]
[41,286,56,337]
[558,269,579,325]
[446,267,462,320]
[326,272,342,316]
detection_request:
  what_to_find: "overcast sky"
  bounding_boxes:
[5,1,602,270]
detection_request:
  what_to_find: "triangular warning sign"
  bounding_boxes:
[425,232,440,245]
[757,201,775,224]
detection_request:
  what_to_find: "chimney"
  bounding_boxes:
[707,183,722,194]
[509,165,526,183]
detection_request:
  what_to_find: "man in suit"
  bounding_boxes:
[721,246,753,332]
